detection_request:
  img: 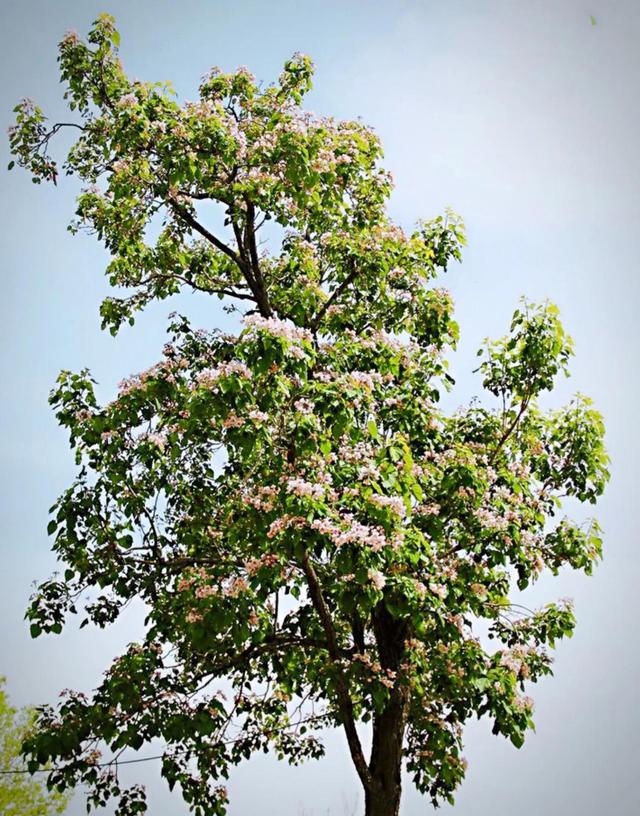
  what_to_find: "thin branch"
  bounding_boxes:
[206,634,331,676]
[311,258,359,330]
[489,395,531,465]
[50,122,86,133]
[143,270,255,301]
[300,551,374,793]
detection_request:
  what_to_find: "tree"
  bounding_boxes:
[0,678,70,815]
[8,14,609,816]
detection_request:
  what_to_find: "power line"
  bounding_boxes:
[0,713,327,776]
[0,752,168,775]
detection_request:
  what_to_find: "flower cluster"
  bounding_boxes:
[311,515,389,551]
[369,494,406,517]
[243,314,312,344]
[286,478,326,500]
[196,361,252,387]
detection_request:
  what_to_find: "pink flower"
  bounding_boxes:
[475,507,508,531]
[243,314,312,344]
[195,585,217,599]
[245,553,279,574]
[222,413,245,429]
[223,577,249,597]
[513,693,534,712]
[294,398,314,415]
[197,361,252,388]
[142,432,166,451]
[311,516,388,551]
[286,477,325,499]
[429,582,447,600]
[118,93,138,108]
[348,371,383,389]
[369,494,406,517]
[61,30,80,45]
[413,580,427,597]
[368,569,386,591]
[266,515,304,539]
[416,503,441,517]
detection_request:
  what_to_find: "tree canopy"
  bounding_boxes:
[9,14,609,816]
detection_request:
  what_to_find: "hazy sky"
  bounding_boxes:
[1,1,638,814]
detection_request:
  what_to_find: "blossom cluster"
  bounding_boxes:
[369,493,406,517]
[195,360,252,388]
[311,514,389,552]
[286,478,326,500]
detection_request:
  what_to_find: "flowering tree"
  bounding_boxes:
[8,15,609,816]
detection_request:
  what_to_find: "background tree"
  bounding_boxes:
[8,15,609,816]
[0,678,70,816]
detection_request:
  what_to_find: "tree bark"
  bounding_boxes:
[364,604,411,816]
[364,695,407,816]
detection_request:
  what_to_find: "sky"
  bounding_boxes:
[0,0,638,814]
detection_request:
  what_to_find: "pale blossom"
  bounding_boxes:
[222,413,245,429]
[294,398,314,415]
[347,371,383,389]
[416,503,441,517]
[197,361,252,387]
[429,582,448,600]
[223,577,249,597]
[368,569,386,591]
[369,494,406,517]
[475,507,509,531]
[195,585,217,599]
[243,314,312,344]
[286,478,325,500]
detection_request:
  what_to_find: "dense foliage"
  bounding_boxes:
[9,15,608,816]
[0,678,70,815]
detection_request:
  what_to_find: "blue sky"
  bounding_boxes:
[1,1,638,814]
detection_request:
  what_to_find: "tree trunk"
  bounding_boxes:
[364,701,405,816]
[365,786,402,816]
[364,604,411,816]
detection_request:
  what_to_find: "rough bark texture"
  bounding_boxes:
[365,700,406,816]
[365,604,411,816]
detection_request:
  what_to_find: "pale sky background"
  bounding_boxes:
[1,1,638,814]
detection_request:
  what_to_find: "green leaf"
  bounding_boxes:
[510,731,525,749]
